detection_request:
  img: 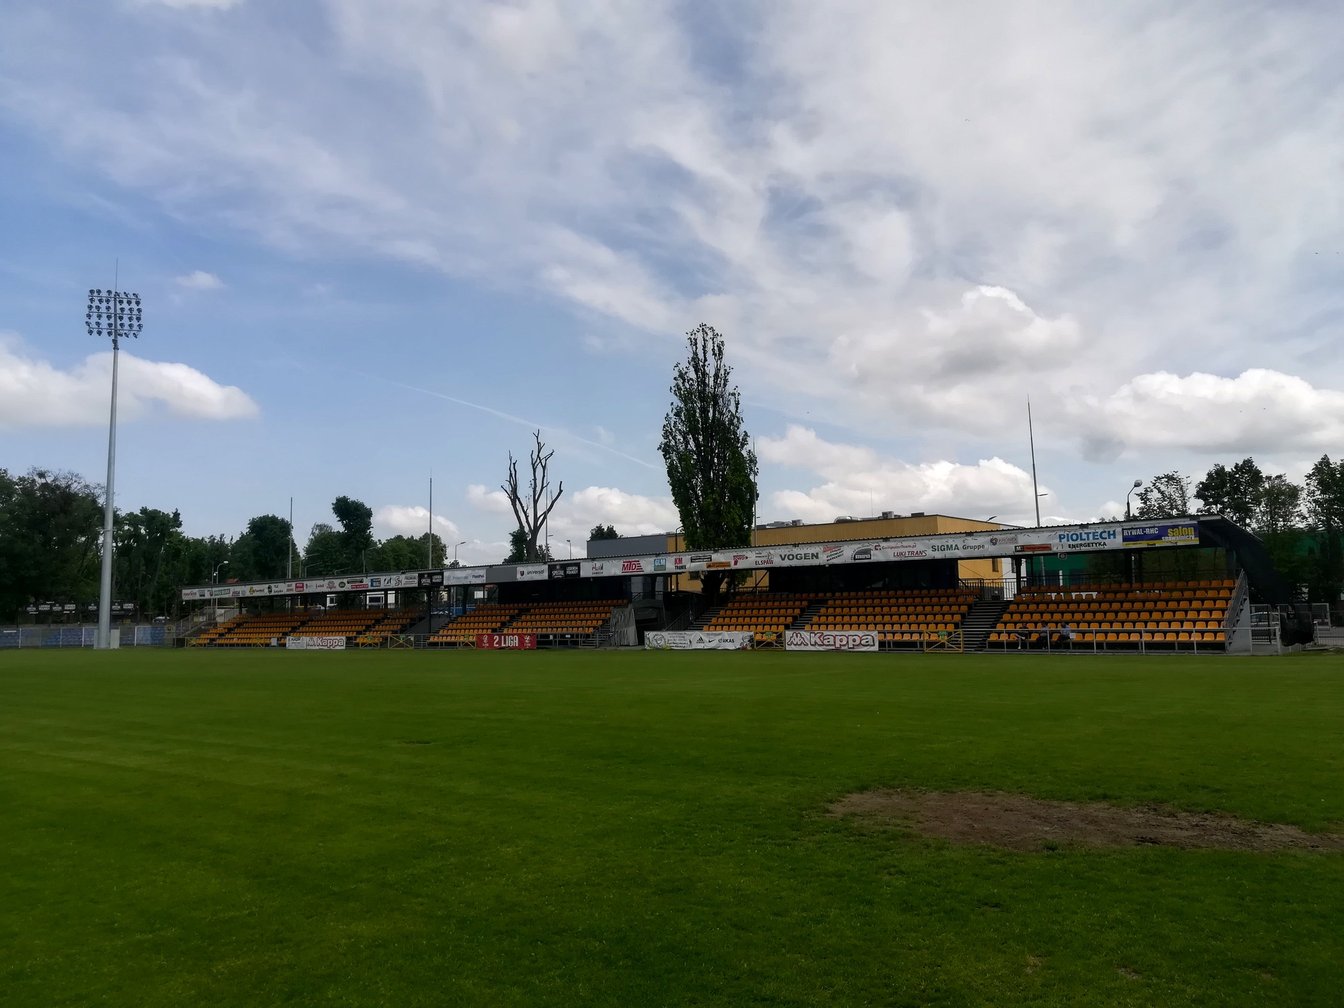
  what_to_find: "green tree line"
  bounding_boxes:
[0,469,449,622]
[1131,456,1344,603]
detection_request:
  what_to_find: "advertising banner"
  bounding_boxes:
[1055,528,1120,551]
[476,633,538,650]
[446,568,487,585]
[1122,521,1199,547]
[770,547,826,567]
[880,541,932,561]
[784,630,879,652]
[285,636,346,650]
[182,517,1199,602]
[644,631,754,650]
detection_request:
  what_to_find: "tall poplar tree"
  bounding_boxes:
[659,323,758,603]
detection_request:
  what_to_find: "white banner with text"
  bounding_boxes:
[644,630,754,650]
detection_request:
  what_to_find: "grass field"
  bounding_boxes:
[2,649,1342,1007]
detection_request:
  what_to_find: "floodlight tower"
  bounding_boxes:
[87,285,143,649]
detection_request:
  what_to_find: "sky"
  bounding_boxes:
[2,0,1341,567]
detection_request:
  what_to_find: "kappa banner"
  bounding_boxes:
[476,633,537,650]
[784,630,879,652]
[644,630,754,650]
[285,636,346,650]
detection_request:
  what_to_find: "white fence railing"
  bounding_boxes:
[0,624,175,649]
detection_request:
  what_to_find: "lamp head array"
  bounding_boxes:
[85,289,144,339]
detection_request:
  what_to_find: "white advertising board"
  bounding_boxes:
[446,568,487,585]
[645,631,754,650]
[784,630,879,652]
[285,636,347,650]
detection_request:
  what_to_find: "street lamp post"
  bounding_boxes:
[566,538,572,559]
[87,284,143,648]
[1125,480,1143,520]
[453,540,467,564]
[212,560,229,624]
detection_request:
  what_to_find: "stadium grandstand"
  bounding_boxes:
[145,510,1319,655]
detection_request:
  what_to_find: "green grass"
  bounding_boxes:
[1,649,1342,1007]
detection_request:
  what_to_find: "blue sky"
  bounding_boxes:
[2,0,1342,565]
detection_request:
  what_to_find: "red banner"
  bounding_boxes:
[475,633,538,650]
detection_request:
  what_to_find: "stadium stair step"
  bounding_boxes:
[792,600,826,628]
[961,599,1011,651]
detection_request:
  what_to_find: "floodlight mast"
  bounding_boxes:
[87,283,143,649]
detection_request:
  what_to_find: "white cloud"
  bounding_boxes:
[758,425,1041,525]
[465,484,514,516]
[174,270,224,290]
[3,0,1342,486]
[465,481,677,557]
[0,332,258,428]
[563,486,678,539]
[373,504,461,542]
[137,0,243,9]
[1075,369,1344,460]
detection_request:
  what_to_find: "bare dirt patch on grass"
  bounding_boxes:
[828,789,1344,852]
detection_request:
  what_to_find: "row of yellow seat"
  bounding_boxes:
[990,630,1225,645]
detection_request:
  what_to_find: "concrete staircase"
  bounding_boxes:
[961,599,1010,651]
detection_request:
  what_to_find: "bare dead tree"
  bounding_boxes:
[502,430,564,563]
